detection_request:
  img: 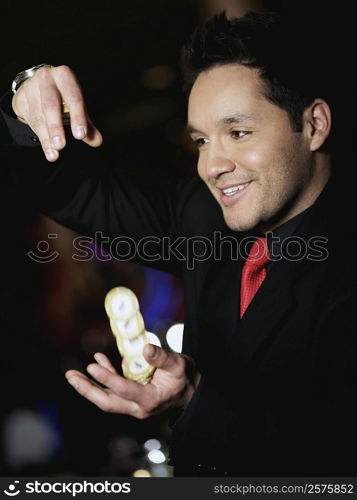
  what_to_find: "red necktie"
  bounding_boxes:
[240,237,270,318]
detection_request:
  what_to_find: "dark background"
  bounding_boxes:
[0,0,355,477]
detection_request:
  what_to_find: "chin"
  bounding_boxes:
[219,195,262,232]
[223,212,258,232]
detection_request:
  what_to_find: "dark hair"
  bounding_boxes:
[181,11,333,136]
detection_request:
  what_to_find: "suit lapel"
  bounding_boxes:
[195,179,335,372]
[228,258,297,369]
[227,183,331,370]
[197,251,242,348]
[229,183,328,367]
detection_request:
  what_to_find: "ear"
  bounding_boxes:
[303,99,332,152]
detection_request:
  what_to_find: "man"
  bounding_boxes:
[1,12,356,476]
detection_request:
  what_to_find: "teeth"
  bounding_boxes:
[222,183,249,195]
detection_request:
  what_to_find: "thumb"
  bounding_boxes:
[143,344,181,373]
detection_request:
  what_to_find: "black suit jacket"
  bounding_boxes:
[1,103,356,476]
[171,178,357,476]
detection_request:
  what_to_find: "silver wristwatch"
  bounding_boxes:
[11,64,53,94]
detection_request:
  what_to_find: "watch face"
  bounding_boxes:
[14,70,27,82]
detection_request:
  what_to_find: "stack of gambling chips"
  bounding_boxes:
[104,287,155,384]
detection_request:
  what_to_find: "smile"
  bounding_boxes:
[218,182,251,205]
[222,183,250,195]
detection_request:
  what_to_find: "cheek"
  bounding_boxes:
[261,143,308,198]
[230,149,273,191]
[244,140,296,178]
[236,149,265,171]
[232,137,278,173]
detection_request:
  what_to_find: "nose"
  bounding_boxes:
[201,142,236,179]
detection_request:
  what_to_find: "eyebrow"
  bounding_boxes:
[186,113,256,135]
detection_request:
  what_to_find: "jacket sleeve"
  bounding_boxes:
[0,91,194,276]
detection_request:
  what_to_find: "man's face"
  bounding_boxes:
[187,64,314,232]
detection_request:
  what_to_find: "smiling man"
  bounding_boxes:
[187,63,331,232]
[1,11,356,477]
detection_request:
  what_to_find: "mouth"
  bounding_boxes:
[218,181,251,206]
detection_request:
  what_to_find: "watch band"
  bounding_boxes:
[11,64,54,94]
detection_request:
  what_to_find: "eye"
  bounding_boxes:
[231,130,250,139]
[194,137,209,148]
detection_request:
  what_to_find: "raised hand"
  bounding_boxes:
[12,65,103,162]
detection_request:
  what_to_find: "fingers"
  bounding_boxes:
[65,369,140,416]
[25,66,63,161]
[52,66,103,148]
[12,65,103,160]
[38,77,66,151]
[65,349,193,417]
[86,362,147,405]
[94,352,117,374]
[143,344,184,375]
[51,66,88,141]
[82,115,103,148]
[23,85,59,162]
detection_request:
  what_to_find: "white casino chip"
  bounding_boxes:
[122,336,146,356]
[104,287,139,319]
[104,286,155,384]
[111,313,145,340]
[123,354,155,384]
[128,355,150,374]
